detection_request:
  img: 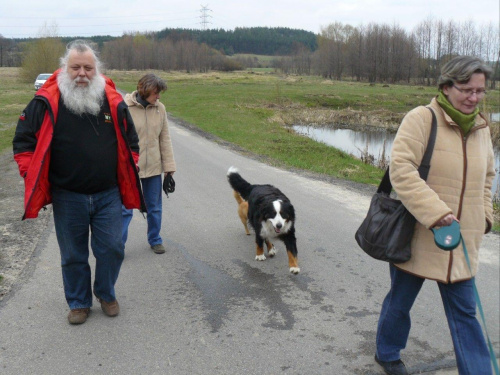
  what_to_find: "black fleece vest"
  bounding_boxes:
[49,98,118,194]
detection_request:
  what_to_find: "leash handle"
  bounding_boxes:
[461,237,500,375]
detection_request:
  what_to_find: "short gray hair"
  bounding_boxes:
[60,39,102,73]
[438,55,492,90]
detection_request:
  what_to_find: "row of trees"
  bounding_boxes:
[155,27,318,56]
[100,33,240,72]
[6,19,499,86]
[15,32,244,81]
[274,19,499,85]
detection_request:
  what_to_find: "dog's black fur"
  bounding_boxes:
[227,166,299,274]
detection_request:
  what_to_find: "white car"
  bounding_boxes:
[34,73,52,90]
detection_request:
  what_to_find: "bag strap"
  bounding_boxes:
[418,107,437,181]
[378,107,437,194]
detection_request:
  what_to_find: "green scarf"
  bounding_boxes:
[437,91,479,135]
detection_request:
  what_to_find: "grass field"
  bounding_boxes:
[1,67,499,229]
[231,54,279,69]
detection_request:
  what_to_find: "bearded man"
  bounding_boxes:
[13,40,146,325]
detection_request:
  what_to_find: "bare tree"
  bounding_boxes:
[345,26,364,81]
[0,35,13,67]
[316,22,353,80]
[19,22,65,83]
[443,20,457,59]
[458,20,478,56]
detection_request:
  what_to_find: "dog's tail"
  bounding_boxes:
[227,166,253,200]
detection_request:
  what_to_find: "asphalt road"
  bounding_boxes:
[0,118,498,374]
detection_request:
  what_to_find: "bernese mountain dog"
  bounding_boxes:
[227,166,299,274]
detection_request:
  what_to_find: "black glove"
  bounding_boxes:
[163,173,175,197]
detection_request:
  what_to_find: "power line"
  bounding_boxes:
[199,5,212,30]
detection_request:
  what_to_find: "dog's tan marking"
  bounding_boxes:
[265,240,276,257]
[265,240,273,250]
[233,190,250,235]
[255,244,266,261]
[287,251,300,274]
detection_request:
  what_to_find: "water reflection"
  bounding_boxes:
[293,125,395,163]
[293,125,500,195]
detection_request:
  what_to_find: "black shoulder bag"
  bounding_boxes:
[354,107,437,263]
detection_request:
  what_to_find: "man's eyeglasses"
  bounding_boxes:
[452,85,487,98]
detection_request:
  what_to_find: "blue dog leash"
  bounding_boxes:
[460,236,499,375]
[432,222,500,374]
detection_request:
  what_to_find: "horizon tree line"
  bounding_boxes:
[4,18,499,87]
[275,18,499,86]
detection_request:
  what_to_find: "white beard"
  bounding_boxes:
[57,71,106,116]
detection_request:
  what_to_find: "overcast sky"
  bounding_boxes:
[1,0,499,39]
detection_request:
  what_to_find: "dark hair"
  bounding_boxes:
[438,56,492,90]
[137,74,167,98]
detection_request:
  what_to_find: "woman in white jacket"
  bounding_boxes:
[122,74,176,254]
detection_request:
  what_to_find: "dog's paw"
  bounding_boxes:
[289,267,300,274]
[255,254,266,261]
[268,246,277,257]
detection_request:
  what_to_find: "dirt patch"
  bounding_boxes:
[0,150,51,301]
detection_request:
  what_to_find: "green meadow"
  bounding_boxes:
[1,67,499,229]
[108,69,499,185]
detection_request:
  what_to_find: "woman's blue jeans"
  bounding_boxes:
[52,186,124,309]
[122,175,163,246]
[376,264,492,374]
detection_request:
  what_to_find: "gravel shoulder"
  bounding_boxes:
[0,149,51,301]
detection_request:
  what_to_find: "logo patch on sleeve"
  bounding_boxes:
[19,112,26,121]
[104,113,112,123]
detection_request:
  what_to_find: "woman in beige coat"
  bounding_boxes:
[374,56,495,375]
[122,74,176,254]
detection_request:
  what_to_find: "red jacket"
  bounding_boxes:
[13,70,146,219]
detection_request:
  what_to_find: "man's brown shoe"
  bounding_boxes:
[68,308,90,324]
[151,244,166,254]
[95,296,120,317]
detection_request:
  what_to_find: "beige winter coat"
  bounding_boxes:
[125,91,176,178]
[390,98,495,283]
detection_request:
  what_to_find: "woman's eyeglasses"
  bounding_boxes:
[452,85,487,98]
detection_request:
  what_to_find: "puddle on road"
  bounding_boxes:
[177,244,299,332]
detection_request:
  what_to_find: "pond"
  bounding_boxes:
[293,124,500,196]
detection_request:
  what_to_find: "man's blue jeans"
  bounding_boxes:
[122,175,163,246]
[52,186,124,309]
[376,264,492,375]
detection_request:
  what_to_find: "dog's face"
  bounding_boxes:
[260,199,294,236]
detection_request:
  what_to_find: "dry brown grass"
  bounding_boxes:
[270,106,403,132]
[490,122,500,146]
